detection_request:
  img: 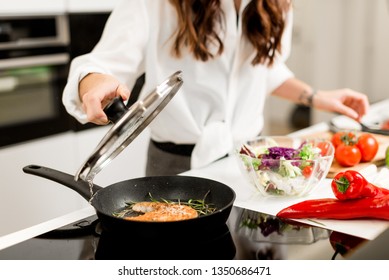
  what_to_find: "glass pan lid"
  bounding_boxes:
[75,71,183,181]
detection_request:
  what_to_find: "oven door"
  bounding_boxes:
[0,14,72,148]
[0,54,71,147]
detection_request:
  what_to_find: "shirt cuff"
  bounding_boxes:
[62,65,106,124]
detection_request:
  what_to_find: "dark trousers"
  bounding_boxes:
[146,140,192,176]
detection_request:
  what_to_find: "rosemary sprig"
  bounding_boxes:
[112,207,136,218]
[148,191,216,216]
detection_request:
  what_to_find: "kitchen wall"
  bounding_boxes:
[263,0,389,134]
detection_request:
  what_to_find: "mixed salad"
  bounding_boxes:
[237,138,332,196]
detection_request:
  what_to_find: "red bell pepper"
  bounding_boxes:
[277,195,389,220]
[277,169,389,221]
[331,170,389,200]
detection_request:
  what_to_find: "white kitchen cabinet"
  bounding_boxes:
[0,126,149,237]
[0,0,119,16]
[0,132,82,237]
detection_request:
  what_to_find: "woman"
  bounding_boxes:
[63,0,369,176]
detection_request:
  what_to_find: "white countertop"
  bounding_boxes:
[1,100,388,251]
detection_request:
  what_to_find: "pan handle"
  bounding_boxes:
[23,165,103,201]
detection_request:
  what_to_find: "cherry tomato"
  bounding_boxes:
[335,143,361,167]
[331,132,343,148]
[302,165,313,178]
[356,133,379,162]
[331,131,356,148]
[317,141,331,156]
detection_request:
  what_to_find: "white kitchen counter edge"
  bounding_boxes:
[0,206,95,251]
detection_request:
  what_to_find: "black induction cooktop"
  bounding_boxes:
[0,207,387,260]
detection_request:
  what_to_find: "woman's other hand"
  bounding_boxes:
[79,73,131,125]
[313,88,369,122]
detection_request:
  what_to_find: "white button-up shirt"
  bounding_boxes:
[63,0,294,169]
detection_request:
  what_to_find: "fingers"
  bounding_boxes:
[333,89,369,122]
[116,84,131,101]
[314,88,370,122]
[334,104,360,122]
[82,93,110,125]
[342,90,369,121]
[80,78,132,125]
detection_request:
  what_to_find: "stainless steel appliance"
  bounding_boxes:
[0,14,71,147]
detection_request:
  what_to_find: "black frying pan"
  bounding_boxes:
[23,165,236,238]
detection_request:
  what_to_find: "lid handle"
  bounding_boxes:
[103,97,128,123]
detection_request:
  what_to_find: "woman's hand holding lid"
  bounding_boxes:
[79,73,131,125]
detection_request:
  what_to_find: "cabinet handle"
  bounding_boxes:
[0,53,69,70]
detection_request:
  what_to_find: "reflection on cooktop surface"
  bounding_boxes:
[0,215,236,260]
[95,224,236,260]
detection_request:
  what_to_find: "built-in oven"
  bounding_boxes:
[0,14,71,147]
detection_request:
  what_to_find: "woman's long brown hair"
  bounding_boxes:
[169,0,290,66]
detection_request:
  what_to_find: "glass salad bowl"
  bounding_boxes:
[235,136,334,197]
